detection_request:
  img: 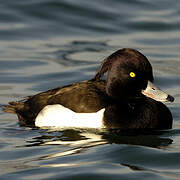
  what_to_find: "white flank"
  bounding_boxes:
[35,104,105,128]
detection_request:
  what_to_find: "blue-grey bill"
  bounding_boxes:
[141,81,174,102]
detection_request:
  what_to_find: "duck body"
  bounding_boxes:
[4,48,174,129]
[34,92,172,129]
[5,80,110,126]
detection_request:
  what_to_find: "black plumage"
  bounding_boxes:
[3,48,173,129]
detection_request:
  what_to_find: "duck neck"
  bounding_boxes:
[111,93,144,103]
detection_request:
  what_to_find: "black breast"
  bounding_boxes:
[103,97,173,129]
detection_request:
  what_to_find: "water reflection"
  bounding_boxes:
[121,163,180,179]
[22,128,173,162]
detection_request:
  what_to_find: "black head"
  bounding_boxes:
[93,48,153,99]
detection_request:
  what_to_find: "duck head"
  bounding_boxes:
[93,48,174,102]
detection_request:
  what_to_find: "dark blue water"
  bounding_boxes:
[1,0,180,179]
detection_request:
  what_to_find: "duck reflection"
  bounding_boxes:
[101,129,173,148]
[26,128,173,160]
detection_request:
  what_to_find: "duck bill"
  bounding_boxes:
[141,81,174,102]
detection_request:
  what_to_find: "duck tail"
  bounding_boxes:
[3,101,24,114]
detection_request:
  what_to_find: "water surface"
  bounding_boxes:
[1,0,180,179]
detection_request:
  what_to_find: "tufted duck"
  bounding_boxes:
[3,48,174,129]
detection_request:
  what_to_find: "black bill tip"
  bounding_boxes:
[166,95,175,102]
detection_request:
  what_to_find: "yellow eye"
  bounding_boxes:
[129,72,136,78]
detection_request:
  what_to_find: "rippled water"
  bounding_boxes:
[1,0,180,179]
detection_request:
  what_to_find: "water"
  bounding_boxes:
[1,0,180,179]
